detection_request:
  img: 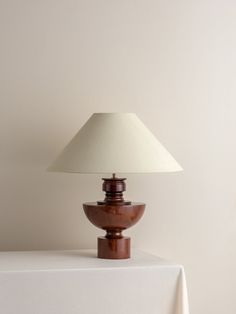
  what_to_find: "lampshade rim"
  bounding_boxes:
[47,168,183,174]
[92,112,135,115]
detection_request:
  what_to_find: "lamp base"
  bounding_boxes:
[98,236,130,259]
[83,175,145,259]
[83,202,145,259]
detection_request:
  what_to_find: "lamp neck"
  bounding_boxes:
[97,175,131,205]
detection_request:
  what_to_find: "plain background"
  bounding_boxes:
[0,1,235,314]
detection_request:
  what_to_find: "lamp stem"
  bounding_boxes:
[97,176,131,205]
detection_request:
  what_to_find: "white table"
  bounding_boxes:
[0,249,189,314]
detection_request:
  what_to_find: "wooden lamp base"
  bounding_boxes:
[83,174,145,259]
[98,236,130,259]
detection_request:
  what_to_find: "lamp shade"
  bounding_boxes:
[49,113,182,173]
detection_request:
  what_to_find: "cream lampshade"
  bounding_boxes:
[49,113,182,173]
[49,113,182,259]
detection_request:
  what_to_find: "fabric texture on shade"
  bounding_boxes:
[49,113,182,174]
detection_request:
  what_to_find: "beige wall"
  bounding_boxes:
[0,1,236,313]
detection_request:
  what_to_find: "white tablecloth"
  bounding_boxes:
[0,249,189,314]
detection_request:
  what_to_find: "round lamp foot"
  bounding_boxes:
[97,236,130,259]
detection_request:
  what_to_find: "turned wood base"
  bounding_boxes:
[83,175,145,259]
[83,202,145,259]
[98,236,130,259]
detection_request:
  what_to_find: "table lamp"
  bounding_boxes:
[49,113,182,259]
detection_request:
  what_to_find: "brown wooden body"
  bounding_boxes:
[83,202,145,259]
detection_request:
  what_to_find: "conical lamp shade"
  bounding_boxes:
[49,113,182,173]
